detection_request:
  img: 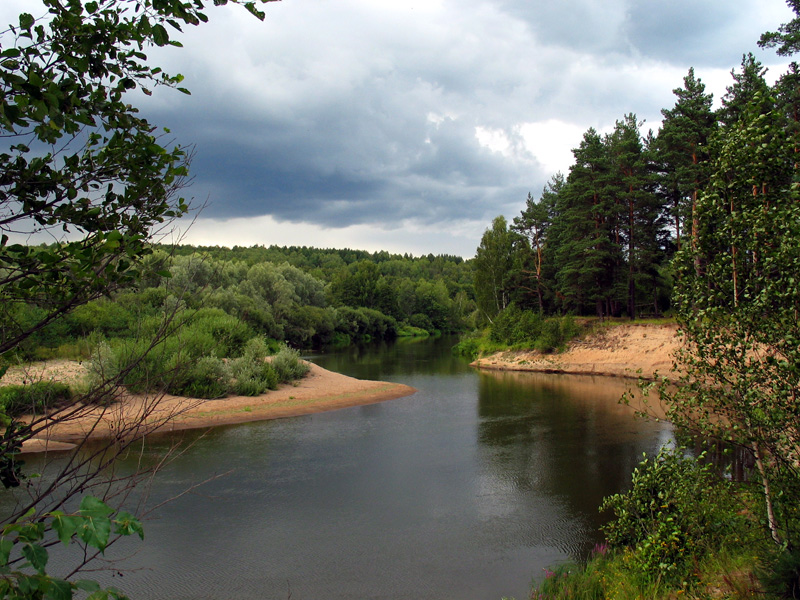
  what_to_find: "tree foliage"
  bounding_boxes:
[473,216,519,321]
[661,91,800,551]
[0,0,275,596]
[0,0,277,357]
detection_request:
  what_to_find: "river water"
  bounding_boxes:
[14,336,673,599]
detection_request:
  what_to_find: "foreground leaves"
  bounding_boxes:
[0,497,144,599]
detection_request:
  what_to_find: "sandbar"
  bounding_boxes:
[6,362,416,454]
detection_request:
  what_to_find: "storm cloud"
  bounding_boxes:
[2,0,794,256]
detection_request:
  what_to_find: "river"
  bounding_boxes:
[16,336,674,599]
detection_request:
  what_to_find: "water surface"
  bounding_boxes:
[13,337,672,599]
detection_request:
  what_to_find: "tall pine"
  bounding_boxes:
[655,68,717,259]
[550,129,622,317]
[511,174,562,312]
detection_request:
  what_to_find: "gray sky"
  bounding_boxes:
[3,0,795,257]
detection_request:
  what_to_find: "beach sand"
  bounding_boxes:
[471,323,681,379]
[1,361,415,453]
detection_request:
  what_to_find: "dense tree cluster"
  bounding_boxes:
[474,9,800,567]
[15,245,475,361]
[474,53,795,322]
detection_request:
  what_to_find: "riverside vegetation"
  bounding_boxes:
[7,244,474,403]
[486,2,800,598]
[2,0,800,598]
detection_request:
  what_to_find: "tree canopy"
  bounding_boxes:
[0,1,276,597]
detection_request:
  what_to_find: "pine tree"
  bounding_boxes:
[607,114,657,319]
[550,129,623,317]
[655,68,717,257]
[511,174,562,312]
[759,0,800,56]
[719,53,771,127]
[773,62,800,168]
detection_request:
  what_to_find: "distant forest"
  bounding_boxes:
[15,244,476,361]
[473,54,793,321]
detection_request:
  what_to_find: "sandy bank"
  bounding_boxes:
[471,323,681,379]
[3,362,415,454]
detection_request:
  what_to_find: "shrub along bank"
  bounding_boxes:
[525,448,792,600]
[453,305,582,360]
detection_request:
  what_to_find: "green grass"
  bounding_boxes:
[396,325,431,337]
[526,545,769,600]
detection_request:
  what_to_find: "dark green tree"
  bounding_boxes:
[759,0,800,56]
[549,128,622,317]
[719,53,771,127]
[607,114,659,319]
[511,174,561,312]
[655,68,717,257]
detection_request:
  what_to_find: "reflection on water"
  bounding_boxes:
[5,337,674,600]
[475,370,672,542]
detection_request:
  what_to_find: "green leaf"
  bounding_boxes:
[0,538,12,566]
[79,496,114,518]
[19,13,34,30]
[44,578,73,600]
[77,515,111,552]
[152,24,169,46]
[244,2,266,20]
[114,512,144,540]
[76,580,101,593]
[78,497,113,551]
[52,513,80,545]
[22,542,48,573]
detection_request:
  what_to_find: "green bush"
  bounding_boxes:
[488,304,520,343]
[0,382,73,417]
[182,356,230,399]
[452,336,481,360]
[601,447,744,586]
[396,324,430,337]
[451,332,503,360]
[228,337,280,396]
[271,345,310,383]
[535,318,562,353]
[516,310,544,344]
[408,312,434,333]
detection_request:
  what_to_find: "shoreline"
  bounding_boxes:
[470,323,681,380]
[15,362,416,454]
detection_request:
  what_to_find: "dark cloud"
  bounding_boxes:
[2,0,794,256]
[623,0,780,67]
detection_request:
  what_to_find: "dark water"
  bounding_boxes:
[11,337,673,600]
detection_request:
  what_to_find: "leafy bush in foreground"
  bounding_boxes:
[228,337,280,396]
[601,447,745,586]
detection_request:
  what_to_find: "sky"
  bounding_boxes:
[2,0,796,258]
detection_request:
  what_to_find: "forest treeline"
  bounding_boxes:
[15,244,476,362]
[473,54,797,322]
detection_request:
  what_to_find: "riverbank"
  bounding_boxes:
[2,361,416,453]
[471,322,680,379]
